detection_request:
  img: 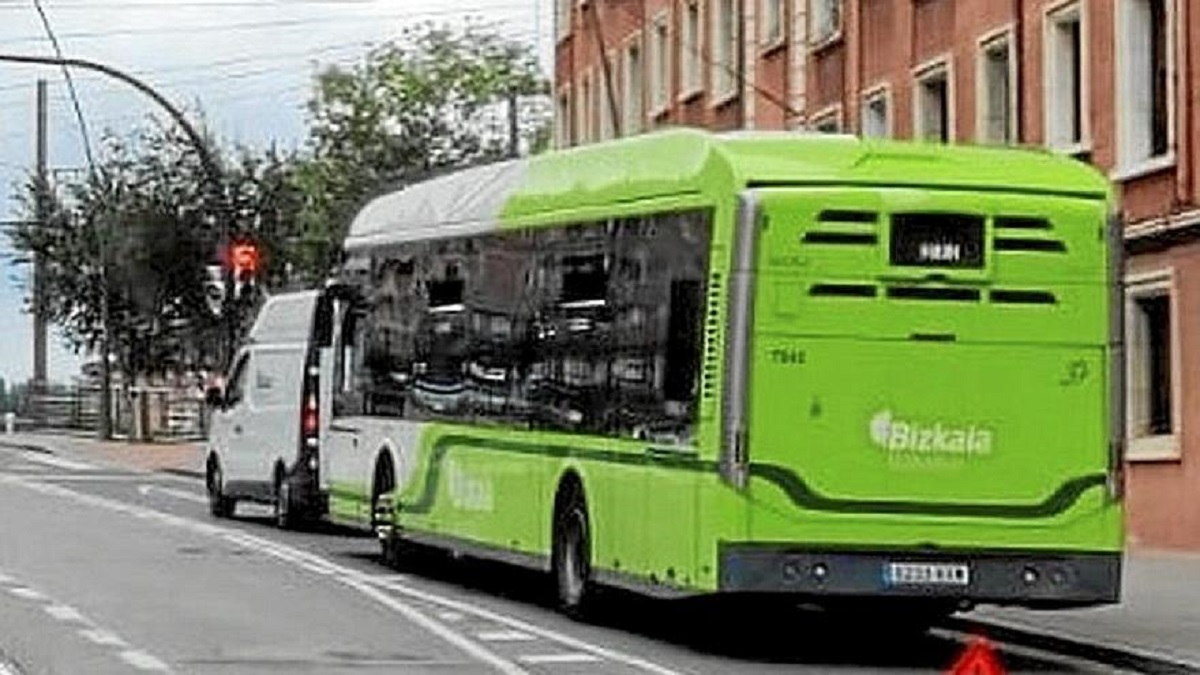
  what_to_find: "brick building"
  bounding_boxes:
[554,0,1200,549]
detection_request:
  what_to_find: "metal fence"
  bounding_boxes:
[17,385,206,441]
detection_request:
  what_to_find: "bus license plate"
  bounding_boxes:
[884,562,970,586]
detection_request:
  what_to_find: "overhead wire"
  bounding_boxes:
[31,0,97,171]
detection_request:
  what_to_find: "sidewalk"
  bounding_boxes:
[970,550,1200,669]
[0,432,203,478]
[1,432,1198,669]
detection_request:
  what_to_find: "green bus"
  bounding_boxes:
[319,128,1124,621]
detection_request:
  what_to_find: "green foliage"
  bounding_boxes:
[298,20,551,265]
[4,20,550,379]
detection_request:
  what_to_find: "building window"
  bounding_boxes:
[578,73,592,144]
[650,13,671,115]
[1116,0,1173,173]
[809,0,840,44]
[711,0,738,102]
[914,60,951,143]
[861,87,890,138]
[556,0,571,40]
[1125,271,1179,461]
[763,0,785,47]
[978,31,1016,144]
[555,89,571,148]
[810,106,842,133]
[598,62,617,140]
[681,0,702,96]
[624,39,644,133]
[1044,2,1086,152]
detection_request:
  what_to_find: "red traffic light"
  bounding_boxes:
[229,242,259,274]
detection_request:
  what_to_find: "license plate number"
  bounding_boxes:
[884,562,970,586]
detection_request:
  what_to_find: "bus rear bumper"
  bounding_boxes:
[717,544,1121,607]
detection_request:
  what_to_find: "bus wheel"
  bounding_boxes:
[273,467,298,530]
[207,460,234,518]
[553,486,593,619]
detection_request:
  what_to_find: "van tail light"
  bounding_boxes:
[303,392,319,438]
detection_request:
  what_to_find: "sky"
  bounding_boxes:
[0,0,553,387]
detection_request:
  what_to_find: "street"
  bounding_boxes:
[0,442,1152,675]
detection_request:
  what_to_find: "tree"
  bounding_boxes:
[295,20,551,274]
[5,117,309,381]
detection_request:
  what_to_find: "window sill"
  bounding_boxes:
[1046,140,1093,158]
[1126,434,1181,463]
[760,38,787,58]
[1111,154,1177,183]
[808,31,843,55]
[708,88,740,110]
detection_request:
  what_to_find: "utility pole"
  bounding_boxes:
[32,79,48,411]
[508,88,520,158]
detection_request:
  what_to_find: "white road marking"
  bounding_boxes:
[19,453,95,471]
[0,572,13,584]
[44,604,87,623]
[519,653,604,664]
[119,650,171,672]
[438,611,464,622]
[79,628,129,647]
[1,475,685,675]
[9,587,46,601]
[136,485,208,505]
[478,630,537,642]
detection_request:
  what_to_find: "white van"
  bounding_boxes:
[203,290,335,528]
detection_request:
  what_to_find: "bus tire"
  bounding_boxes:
[552,482,594,619]
[207,459,235,518]
[273,465,298,530]
[370,454,396,534]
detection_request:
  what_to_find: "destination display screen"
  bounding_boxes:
[889,214,985,269]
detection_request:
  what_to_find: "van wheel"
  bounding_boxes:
[552,484,594,619]
[207,462,235,518]
[273,468,298,530]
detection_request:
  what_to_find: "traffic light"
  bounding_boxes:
[229,241,260,301]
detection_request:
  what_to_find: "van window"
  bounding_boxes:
[225,353,251,408]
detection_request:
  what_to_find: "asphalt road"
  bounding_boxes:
[0,443,1136,675]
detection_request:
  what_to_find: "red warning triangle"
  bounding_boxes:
[947,636,1006,675]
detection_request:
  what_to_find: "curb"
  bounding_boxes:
[160,468,205,481]
[0,440,53,455]
[948,617,1200,675]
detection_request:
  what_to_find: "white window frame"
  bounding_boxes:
[679,0,703,101]
[555,86,573,148]
[1113,0,1177,181]
[762,0,786,50]
[1043,1,1090,155]
[809,104,843,133]
[860,84,892,138]
[556,0,572,41]
[623,36,644,134]
[649,11,672,117]
[577,71,593,144]
[710,0,739,105]
[1124,268,1181,462]
[808,0,842,47]
[913,57,954,143]
[598,54,617,140]
[976,26,1018,144]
